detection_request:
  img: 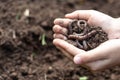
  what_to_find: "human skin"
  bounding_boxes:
[53,10,120,71]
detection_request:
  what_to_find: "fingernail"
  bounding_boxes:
[74,56,81,64]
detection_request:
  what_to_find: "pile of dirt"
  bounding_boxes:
[0,0,120,80]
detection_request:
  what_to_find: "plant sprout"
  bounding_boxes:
[41,34,47,46]
[30,52,36,61]
[32,52,36,57]
[16,14,20,20]
[79,76,88,80]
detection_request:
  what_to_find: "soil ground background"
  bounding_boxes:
[0,0,120,80]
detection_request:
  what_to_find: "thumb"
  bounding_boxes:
[73,43,109,64]
[65,10,91,20]
[73,52,100,65]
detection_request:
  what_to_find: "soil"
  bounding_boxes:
[66,20,108,51]
[0,0,120,80]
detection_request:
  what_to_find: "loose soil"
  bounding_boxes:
[0,0,120,80]
[67,20,108,51]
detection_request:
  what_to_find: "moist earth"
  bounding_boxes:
[0,0,120,80]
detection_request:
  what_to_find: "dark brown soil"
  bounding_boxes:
[0,0,120,80]
[67,20,108,51]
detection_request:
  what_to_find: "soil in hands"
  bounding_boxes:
[66,20,108,51]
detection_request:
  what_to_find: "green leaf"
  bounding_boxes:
[32,52,36,57]
[41,34,47,46]
[16,14,20,20]
[79,76,88,80]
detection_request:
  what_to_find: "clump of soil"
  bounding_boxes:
[67,20,108,50]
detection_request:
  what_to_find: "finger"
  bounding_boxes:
[84,39,120,65]
[85,59,110,71]
[56,46,73,60]
[73,42,110,65]
[65,10,114,32]
[65,10,91,20]
[53,34,67,40]
[54,18,72,27]
[53,25,68,35]
[53,39,85,56]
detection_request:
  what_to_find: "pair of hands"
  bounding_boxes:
[53,10,120,71]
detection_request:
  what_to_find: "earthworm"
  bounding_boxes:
[67,19,105,51]
[77,20,87,30]
[82,40,88,50]
[76,40,84,49]
[77,20,89,35]
[68,20,77,35]
[68,30,97,41]
[66,40,78,46]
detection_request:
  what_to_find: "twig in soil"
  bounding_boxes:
[24,9,30,17]
[30,52,36,61]
[12,30,16,39]
[20,8,30,21]
[44,73,47,80]
[0,76,3,80]
[9,29,16,39]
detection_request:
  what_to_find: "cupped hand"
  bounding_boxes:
[53,10,120,71]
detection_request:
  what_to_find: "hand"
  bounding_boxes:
[53,10,120,71]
